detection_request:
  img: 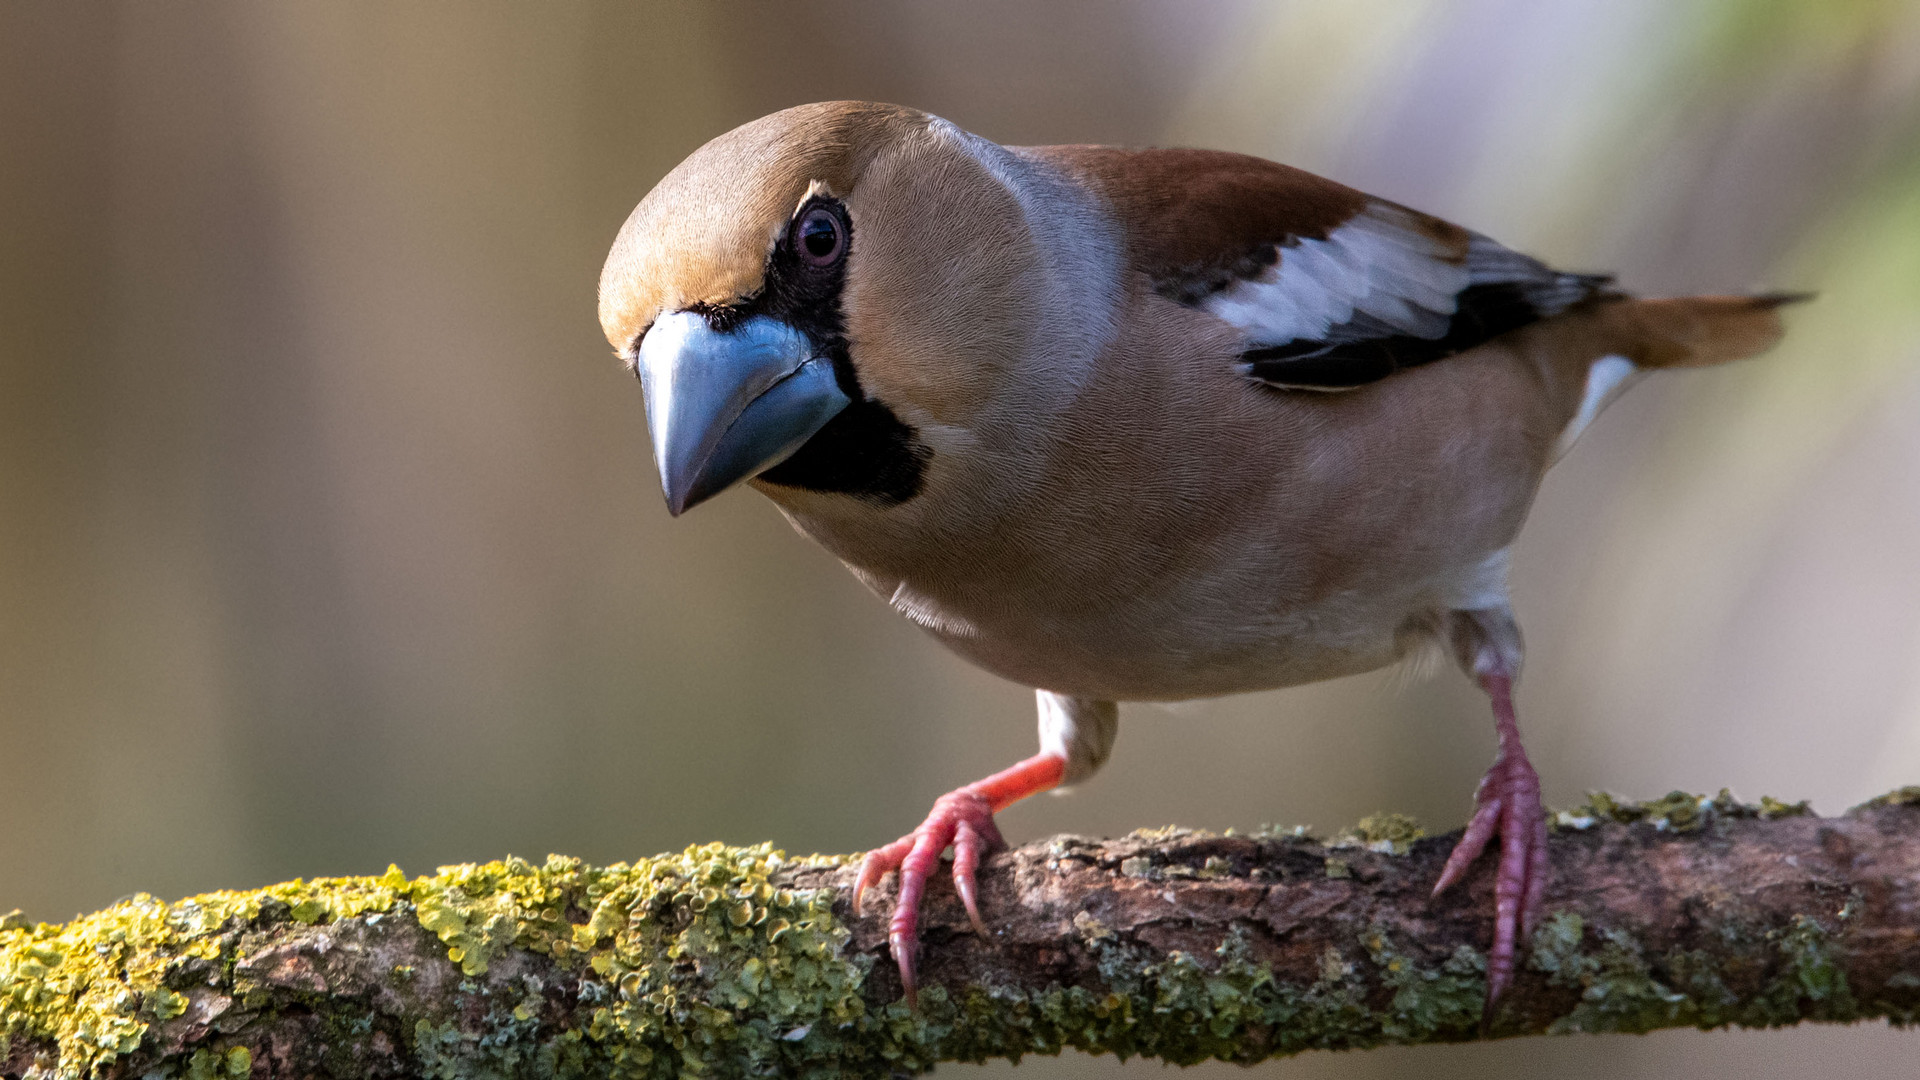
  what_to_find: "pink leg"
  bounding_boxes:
[1432,672,1550,1005]
[854,752,1066,1004]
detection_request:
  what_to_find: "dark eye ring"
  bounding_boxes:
[794,206,844,266]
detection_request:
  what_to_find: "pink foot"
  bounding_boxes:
[1432,673,1550,1005]
[853,753,1065,1004]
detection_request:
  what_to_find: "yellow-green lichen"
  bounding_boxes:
[180,1046,251,1080]
[1360,931,1483,1040]
[1251,824,1313,841]
[1856,786,1920,809]
[934,923,1460,1068]
[0,846,871,1080]
[378,845,873,1079]
[1085,925,1480,1062]
[1530,911,1693,1032]
[1764,915,1856,1021]
[1559,789,1813,834]
[1528,908,1861,1035]
[1334,813,1426,856]
[1,872,408,1079]
[1758,796,1813,819]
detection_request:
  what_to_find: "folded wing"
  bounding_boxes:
[1027,146,1611,390]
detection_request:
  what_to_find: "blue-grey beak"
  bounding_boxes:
[636,310,851,516]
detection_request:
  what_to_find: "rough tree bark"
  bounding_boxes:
[4,790,1918,1079]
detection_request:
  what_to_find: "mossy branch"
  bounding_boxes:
[6,790,1920,1079]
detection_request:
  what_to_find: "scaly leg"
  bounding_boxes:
[1432,671,1550,1004]
[853,752,1065,1003]
[1433,605,1549,1006]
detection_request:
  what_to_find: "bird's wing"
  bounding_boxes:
[1026,146,1611,390]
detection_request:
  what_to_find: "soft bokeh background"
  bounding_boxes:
[5,1,1919,1076]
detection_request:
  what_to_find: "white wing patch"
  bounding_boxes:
[1201,203,1468,349]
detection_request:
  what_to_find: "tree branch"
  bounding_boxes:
[6,790,1919,1079]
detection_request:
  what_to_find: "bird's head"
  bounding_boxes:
[599,101,1053,519]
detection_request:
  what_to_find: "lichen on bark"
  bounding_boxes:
[5,791,1920,1079]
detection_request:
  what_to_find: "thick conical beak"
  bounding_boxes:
[635,310,850,516]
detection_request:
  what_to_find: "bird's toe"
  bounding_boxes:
[1433,749,1548,1008]
[859,788,1006,1005]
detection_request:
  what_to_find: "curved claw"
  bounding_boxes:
[952,821,993,937]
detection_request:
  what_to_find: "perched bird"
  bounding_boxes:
[598,101,1796,1005]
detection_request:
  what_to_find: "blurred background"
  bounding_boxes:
[4,1,1919,1076]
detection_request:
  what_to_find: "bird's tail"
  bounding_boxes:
[1598,292,1810,369]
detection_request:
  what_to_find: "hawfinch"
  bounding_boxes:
[598,102,1795,1005]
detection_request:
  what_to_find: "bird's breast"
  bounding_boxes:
[768,295,1558,703]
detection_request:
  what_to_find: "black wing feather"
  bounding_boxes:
[1241,278,1605,388]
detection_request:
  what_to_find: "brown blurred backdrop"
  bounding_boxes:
[4,2,1919,1077]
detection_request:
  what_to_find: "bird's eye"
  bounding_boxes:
[794,206,844,266]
